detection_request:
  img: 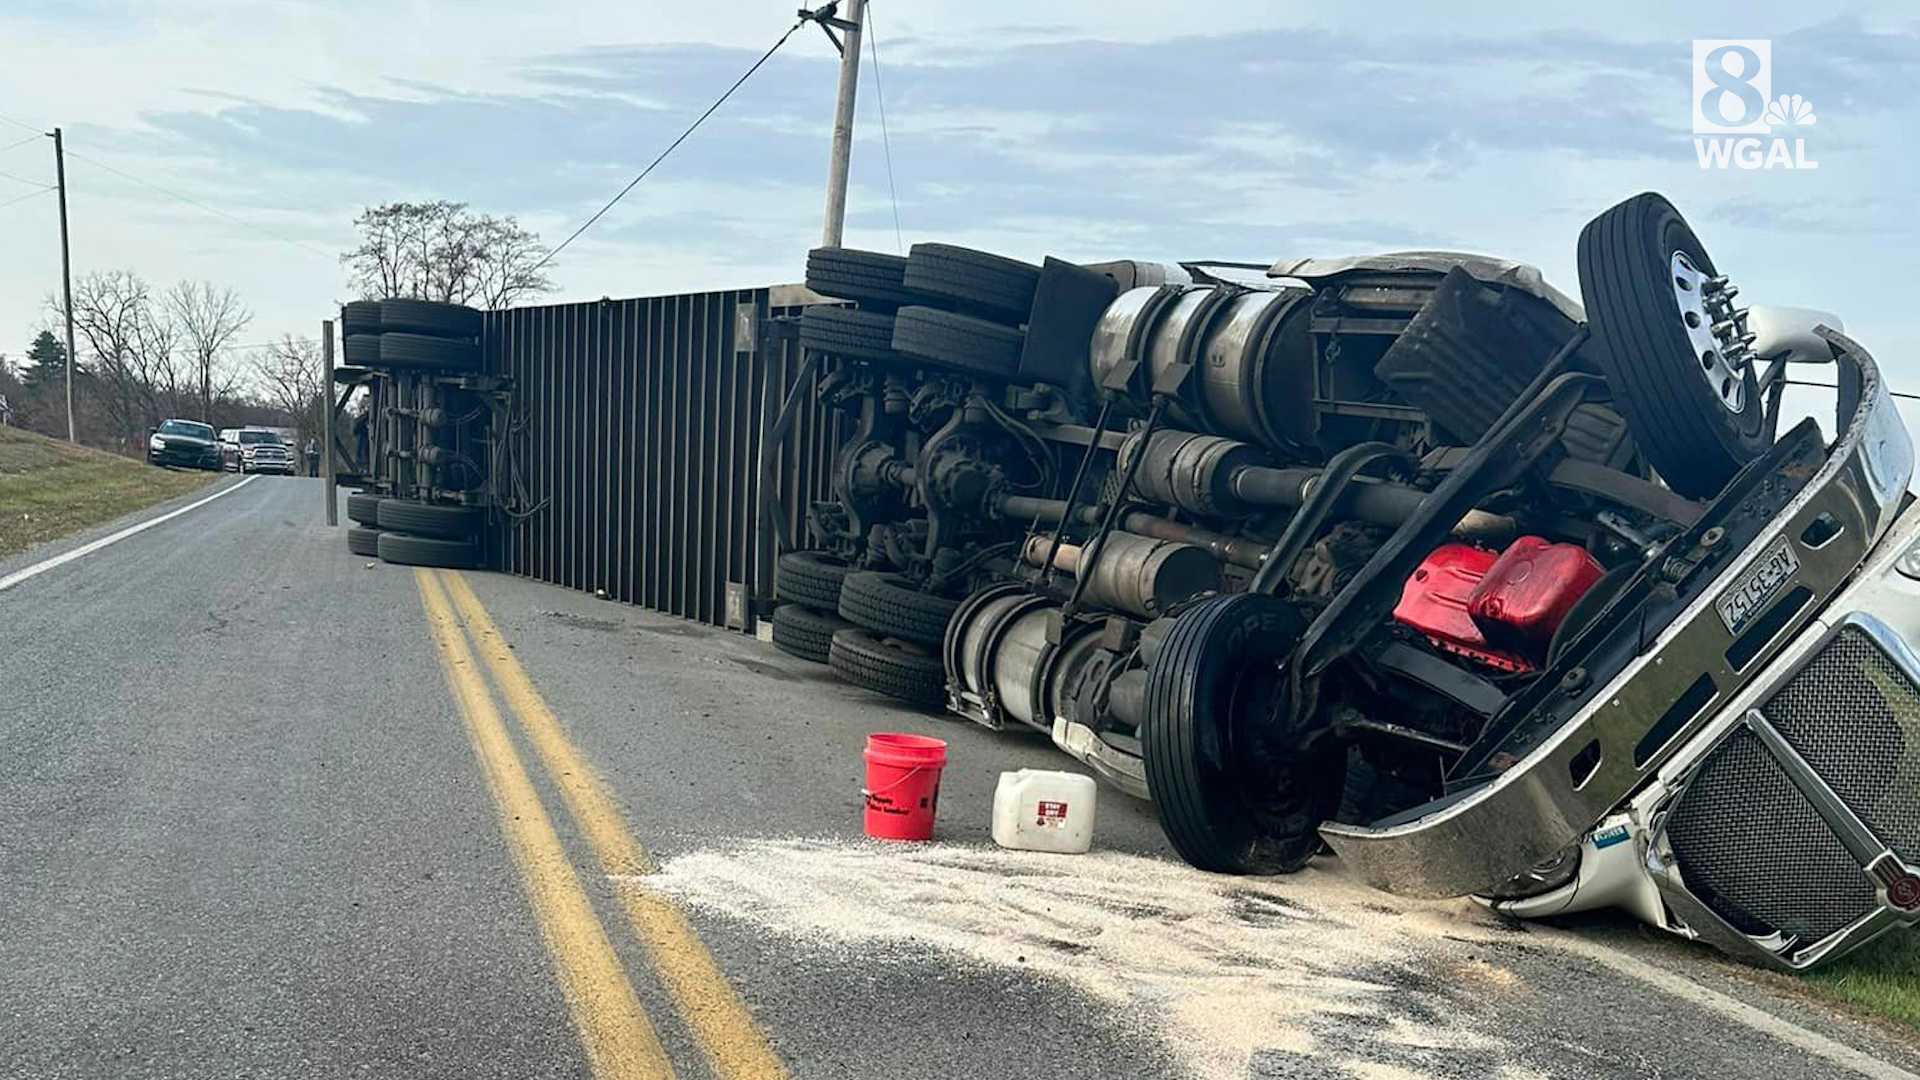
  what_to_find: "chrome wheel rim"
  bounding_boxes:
[1671,250,1751,415]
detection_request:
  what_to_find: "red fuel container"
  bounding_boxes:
[1392,544,1532,672]
[1467,536,1605,657]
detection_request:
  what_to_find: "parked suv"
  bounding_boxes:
[147,419,222,470]
[221,428,296,475]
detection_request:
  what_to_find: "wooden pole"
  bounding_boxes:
[322,319,337,525]
[819,0,865,247]
[51,127,77,443]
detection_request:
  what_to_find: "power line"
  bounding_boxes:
[224,338,319,352]
[865,2,905,254]
[0,185,54,210]
[1782,377,1920,402]
[0,111,332,263]
[0,164,47,188]
[0,115,330,358]
[530,16,807,275]
[61,146,337,261]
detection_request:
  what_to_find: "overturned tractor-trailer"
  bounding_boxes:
[775,192,1920,972]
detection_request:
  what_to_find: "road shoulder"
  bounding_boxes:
[0,469,244,582]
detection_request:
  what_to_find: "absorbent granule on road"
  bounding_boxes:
[639,838,1549,1080]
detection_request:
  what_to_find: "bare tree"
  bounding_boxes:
[344,203,415,300]
[342,201,554,310]
[135,304,185,417]
[50,270,185,445]
[56,271,144,442]
[253,334,325,435]
[167,281,252,423]
[468,214,555,309]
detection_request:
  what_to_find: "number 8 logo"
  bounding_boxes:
[1701,44,1766,128]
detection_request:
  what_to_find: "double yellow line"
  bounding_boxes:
[415,568,788,1080]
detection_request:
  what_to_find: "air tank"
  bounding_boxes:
[1087,284,1316,449]
[1020,531,1222,620]
[945,585,1105,734]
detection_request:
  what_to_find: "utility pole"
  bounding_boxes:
[817,0,865,248]
[321,319,336,526]
[50,127,77,443]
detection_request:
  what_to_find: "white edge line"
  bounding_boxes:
[0,474,261,594]
[1540,925,1920,1080]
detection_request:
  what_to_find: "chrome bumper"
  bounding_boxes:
[1322,329,1915,897]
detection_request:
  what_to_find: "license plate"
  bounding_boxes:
[1716,539,1800,635]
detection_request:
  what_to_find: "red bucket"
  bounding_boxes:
[862,733,947,841]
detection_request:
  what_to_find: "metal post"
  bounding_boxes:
[322,319,337,525]
[50,127,77,443]
[819,0,865,248]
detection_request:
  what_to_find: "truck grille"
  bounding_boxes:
[1665,626,1919,943]
[1766,628,1920,864]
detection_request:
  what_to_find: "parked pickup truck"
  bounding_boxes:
[220,428,296,475]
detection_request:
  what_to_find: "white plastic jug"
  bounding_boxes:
[991,769,1098,854]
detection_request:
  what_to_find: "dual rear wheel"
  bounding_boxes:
[770,552,957,711]
[343,492,484,568]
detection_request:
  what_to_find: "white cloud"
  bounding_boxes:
[2,0,1919,398]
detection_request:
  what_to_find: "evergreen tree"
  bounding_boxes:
[22,330,66,392]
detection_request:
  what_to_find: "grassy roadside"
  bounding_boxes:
[1805,930,1920,1033]
[0,426,218,560]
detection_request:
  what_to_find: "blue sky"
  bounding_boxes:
[1,1,1917,432]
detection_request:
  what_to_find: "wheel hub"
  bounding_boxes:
[1670,250,1753,414]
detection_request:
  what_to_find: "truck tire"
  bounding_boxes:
[776,550,854,609]
[346,491,383,526]
[902,243,1041,324]
[1141,592,1345,875]
[343,334,382,366]
[342,300,383,337]
[376,531,482,569]
[1333,748,1432,827]
[837,571,961,648]
[379,332,480,372]
[771,603,851,664]
[346,526,383,557]
[805,248,922,310]
[1576,192,1772,499]
[828,628,947,707]
[799,307,898,361]
[891,306,1023,379]
[376,498,482,539]
[380,298,482,339]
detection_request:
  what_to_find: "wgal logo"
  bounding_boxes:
[1693,40,1819,170]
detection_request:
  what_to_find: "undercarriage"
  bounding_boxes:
[773,194,1920,971]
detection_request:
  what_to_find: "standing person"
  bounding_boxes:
[303,436,319,477]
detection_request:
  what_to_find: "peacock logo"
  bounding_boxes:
[1763,93,1818,128]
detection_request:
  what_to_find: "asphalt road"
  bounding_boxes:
[2,476,1917,1080]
